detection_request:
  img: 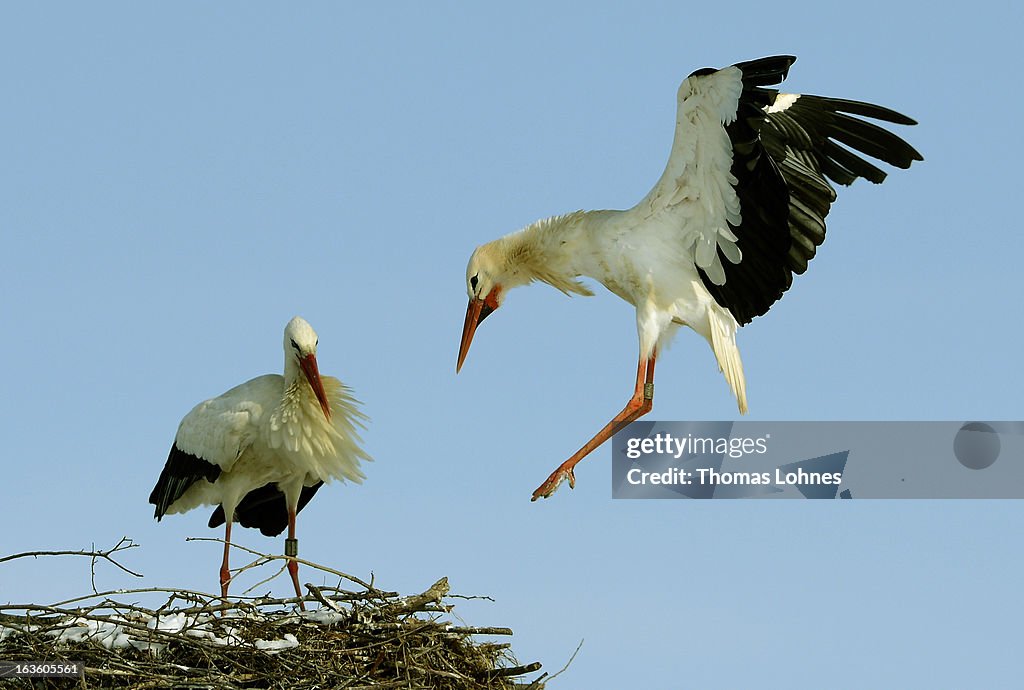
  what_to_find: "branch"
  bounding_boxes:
[0,536,143,580]
[389,578,450,615]
[306,584,344,613]
[185,537,376,591]
[546,638,584,684]
[445,626,513,636]
[484,661,543,679]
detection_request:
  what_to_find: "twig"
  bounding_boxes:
[448,594,496,602]
[524,673,549,689]
[51,586,236,610]
[446,626,514,636]
[0,536,143,580]
[389,577,450,614]
[546,638,583,683]
[186,537,375,591]
[239,559,287,596]
[485,661,543,678]
[306,585,344,614]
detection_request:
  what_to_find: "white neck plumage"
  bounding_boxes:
[492,211,597,296]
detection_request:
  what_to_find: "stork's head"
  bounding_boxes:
[284,316,331,420]
[457,242,512,373]
[458,216,594,372]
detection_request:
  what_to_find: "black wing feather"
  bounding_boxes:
[208,481,325,537]
[731,55,796,86]
[149,444,222,520]
[697,56,922,324]
[696,56,794,323]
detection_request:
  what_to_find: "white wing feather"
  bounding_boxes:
[638,66,744,285]
[174,375,281,472]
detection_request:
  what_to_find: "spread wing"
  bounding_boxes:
[642,55,922,325]
[148,375,280,519]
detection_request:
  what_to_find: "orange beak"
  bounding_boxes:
[299,353,331,420]
[457,296,496,373]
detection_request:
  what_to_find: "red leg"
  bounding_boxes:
[219,520,232,601]
[285,508,306,611]
[532,349,657,500]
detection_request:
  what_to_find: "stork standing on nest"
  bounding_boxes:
[149,316,370,608]
[455,55,922,500]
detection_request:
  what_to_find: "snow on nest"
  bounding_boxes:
[299,607,347,625]
[255,633,299,653]
[30,609,310,656]
[1,623,40,642]
[48,617,130,650]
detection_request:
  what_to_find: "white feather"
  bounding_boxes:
[766,92,800,114]
[639,66,745,287]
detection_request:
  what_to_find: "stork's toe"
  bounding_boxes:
[531,466,575,501]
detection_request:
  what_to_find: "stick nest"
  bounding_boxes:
[0,540,545,689]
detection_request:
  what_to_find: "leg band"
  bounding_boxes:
[284,538,298,558]
[643,382,654,400]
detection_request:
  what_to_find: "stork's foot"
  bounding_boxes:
[531,465,576,501]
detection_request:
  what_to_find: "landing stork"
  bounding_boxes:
[456,55,922,500]
[149,316,370,607]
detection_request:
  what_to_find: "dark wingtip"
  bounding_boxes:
[690,55,797,83]
[734,55,798,86]
[688,67,718,78]
[826,97,920,127]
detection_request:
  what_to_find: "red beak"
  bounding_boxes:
[456,297,495,373]
[299,354,331,420]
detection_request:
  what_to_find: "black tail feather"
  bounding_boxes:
[208,481,325,537]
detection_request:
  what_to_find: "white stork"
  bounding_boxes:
[149,316,370,608]
[456,55,922,500]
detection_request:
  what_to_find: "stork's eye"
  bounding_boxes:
[290,339,300,351]
[470,274,479,291]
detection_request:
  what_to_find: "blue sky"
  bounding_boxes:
[2,2,1021,688]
